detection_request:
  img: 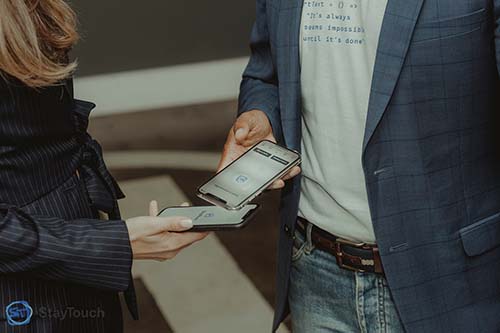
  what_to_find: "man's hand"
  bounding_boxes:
[218,110,301,190]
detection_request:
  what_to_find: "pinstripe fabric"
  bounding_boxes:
[0,77,136,332]
[239,0,500,332]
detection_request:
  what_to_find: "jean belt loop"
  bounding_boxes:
[305,222,314,253]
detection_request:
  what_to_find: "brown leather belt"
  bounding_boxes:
[296,217,384,275]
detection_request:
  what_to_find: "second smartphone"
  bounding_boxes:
[158,204,260,231]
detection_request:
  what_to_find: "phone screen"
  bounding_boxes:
[158,204,258,227]
[199,140,300,208]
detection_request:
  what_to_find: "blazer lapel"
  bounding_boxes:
[362,0,425,152]
[277,0,304,150]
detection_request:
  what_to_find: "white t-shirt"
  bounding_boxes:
[298,0,388,243]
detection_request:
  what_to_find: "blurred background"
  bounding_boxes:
[70,1,288,332]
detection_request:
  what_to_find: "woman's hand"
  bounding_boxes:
[125,201,209,261]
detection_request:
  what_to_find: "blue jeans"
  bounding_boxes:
[289,223,405,333]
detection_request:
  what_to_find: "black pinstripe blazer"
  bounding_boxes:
[0,77,137,332]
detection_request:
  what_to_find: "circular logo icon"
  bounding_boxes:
[235,175,249,184]
[204,212,215,218]
[6,301,33,326]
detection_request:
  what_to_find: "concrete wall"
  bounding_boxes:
[71,0,256,76]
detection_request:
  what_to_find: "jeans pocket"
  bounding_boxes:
[291,230,306,262]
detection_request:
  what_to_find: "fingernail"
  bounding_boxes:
[235,128,244,138]
[181,219,193,228]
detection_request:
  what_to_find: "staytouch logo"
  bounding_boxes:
[6,301,33,326]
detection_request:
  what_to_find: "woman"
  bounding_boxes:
[0,1,207,332]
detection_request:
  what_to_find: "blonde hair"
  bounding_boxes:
[0,0,79,87]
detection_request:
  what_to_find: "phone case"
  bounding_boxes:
[157,204,261,232]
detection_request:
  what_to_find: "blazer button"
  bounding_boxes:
[284,225,291,237]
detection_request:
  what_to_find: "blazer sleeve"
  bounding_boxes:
[239,0,283,143]
[0,204,132,292]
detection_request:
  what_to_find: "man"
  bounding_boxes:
[219,0,500,332]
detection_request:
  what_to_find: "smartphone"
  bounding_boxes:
[197,140,301,210]
[157,204,260,231]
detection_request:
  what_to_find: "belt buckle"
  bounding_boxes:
[334,238,368,273]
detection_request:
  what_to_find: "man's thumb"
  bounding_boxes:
[234,122,250,143]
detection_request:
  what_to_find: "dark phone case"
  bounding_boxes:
[157,204,261,232]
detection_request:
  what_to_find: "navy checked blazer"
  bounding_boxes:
[0,77,137,332]
[239,0,500,331]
